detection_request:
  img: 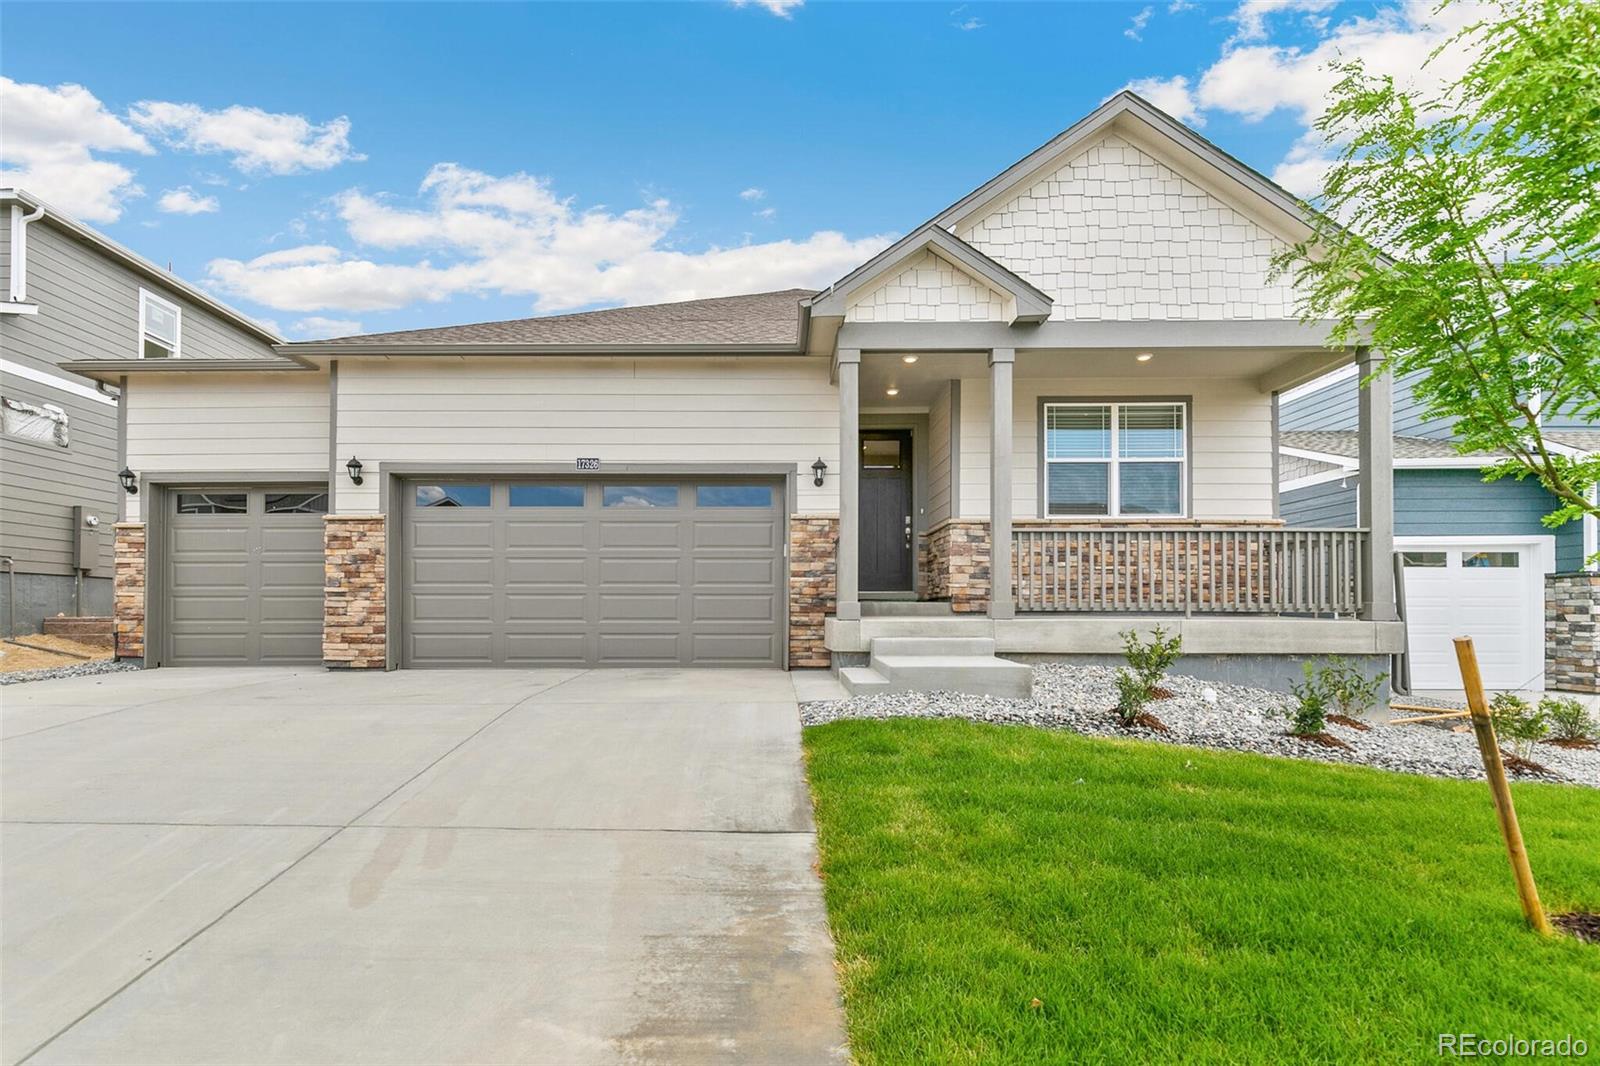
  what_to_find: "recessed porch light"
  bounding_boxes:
[1135,352,1154,362]
[902,355,919,364]
[885,387,900,397]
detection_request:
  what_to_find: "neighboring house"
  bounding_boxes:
[0,189,283,637]
[68,92,1430,687]
[1280,365,1599,693]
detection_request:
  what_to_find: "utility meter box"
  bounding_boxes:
[71,506,102,571]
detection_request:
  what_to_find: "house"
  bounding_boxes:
[1280,365,1599,693]
[63,93,1429,688]
[0,189,283,639]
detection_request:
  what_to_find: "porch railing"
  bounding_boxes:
[1013,527,1368,615]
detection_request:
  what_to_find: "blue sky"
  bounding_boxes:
[0,1,1468,339]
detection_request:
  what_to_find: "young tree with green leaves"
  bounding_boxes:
[1275,0,1600,545]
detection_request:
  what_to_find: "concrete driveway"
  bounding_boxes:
[0,668,847,1065]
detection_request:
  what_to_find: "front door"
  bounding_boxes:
[860,430,913,592]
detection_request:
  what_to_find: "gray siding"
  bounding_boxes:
[0,371,118,576]
[1282,468,1584,572]
[3,219,278,380]
[1281,368,1452,438]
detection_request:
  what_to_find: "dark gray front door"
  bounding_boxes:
[402,478,784,667]
[860,431,913,592]
[164,487,327,666]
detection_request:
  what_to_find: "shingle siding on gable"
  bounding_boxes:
[955,133,1298,321]
[844,249,1011,324]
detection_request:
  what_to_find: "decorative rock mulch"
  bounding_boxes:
[800,663,1600,789]
[0,659,141,686]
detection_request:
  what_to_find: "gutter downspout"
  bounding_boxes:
[9,201,46,304]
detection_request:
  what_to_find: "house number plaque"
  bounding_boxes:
[575,457,601,471]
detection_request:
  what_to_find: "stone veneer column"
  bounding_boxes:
[788,515,838,668]
[1546,573,1598,693]
[324,515,387,668]
[927,519,991,613]
[112,522,146,660]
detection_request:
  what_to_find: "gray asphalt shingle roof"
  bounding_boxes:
[292,288,816,349]
[1279,430,1504,461]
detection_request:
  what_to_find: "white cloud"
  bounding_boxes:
[0,77,152,222]
[731,0,802,17]
[157,186,220,215]
[1121,76,1203,126]
[1125,5,1154,41]
[950,6,985,30]
[754,206,778,220]
[739,187,766,201]
[293,316,363,339]
[207,162,894,314]
[1168,0,1198,12]
[129,101,364,175]
[1227,0,1337,44]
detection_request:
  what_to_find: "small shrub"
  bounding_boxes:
[1540,695,1597,743]
[1114,626,1183,724]
[1319,656,1388,719]
[1286,662,1329,737]
[1489,693,1549,760]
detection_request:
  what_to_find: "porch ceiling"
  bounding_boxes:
[858,346,1346,408]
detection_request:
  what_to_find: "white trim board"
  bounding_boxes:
[0,358,118,406]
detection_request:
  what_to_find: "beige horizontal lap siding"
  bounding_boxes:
[335,357,841,514]
[7,220,277,368]
[956,374,1274,521]
[123,371,331,521]
[0,371,120,576]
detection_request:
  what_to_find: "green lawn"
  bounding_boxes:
[803,719,1600,1064]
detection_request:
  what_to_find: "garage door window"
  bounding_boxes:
[696,485,773,507]
[603,484,678,508]
[265,492,328,514]
[1401,551,1447,568]
[415,483,490,508]
[1463,551,1519,568]
[176,492,246,515]
[510,483,584,507]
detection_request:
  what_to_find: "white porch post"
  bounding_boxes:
[989,348,1015,619]
[1357,346,1399,621]
[836,349,861,621]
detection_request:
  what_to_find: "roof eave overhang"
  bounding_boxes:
[283,341,809,358]
[60,357,317,385]
[808,223,1052,326]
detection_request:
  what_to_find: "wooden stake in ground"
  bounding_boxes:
[1453,637,1552,936]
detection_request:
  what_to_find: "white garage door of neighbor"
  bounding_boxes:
[1400,539,1548,691]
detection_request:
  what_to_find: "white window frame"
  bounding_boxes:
[138,288,182,359]
[1042,400,1188,519]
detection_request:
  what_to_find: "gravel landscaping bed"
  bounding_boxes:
[801,664,1600,789]
[0,659,141,687]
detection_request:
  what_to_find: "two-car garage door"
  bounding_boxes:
[401,478,785,667]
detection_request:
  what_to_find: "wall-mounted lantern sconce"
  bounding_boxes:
[811,457,828,487]
[118,467,138,495]
[346,456,364,486]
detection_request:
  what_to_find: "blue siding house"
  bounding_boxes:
[1279,366,1598,692]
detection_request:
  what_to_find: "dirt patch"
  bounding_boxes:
[1500,753,1554,776]
[0,636,114,675]
[1547,737,1598,751]
[1118,712,1169,733]
[1290,731,1353,751]
[1553,912,1600,945]
[1327,714,1371,732]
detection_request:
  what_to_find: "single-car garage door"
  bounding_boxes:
[164,487,327,666]
[1400,539,1547,690]
[402,478,784,667]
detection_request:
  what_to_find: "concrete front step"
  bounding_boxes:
[839,666,893,695]
[867,636,996,659]
[861,601,956,617]
[870,655,1033,699]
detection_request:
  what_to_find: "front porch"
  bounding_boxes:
[822,335,1407,679]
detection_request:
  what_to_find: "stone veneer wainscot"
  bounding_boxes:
[789,515,838,668]
[1546,572,1599,693]
[113,522,146,660]
[324,515,387,669]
